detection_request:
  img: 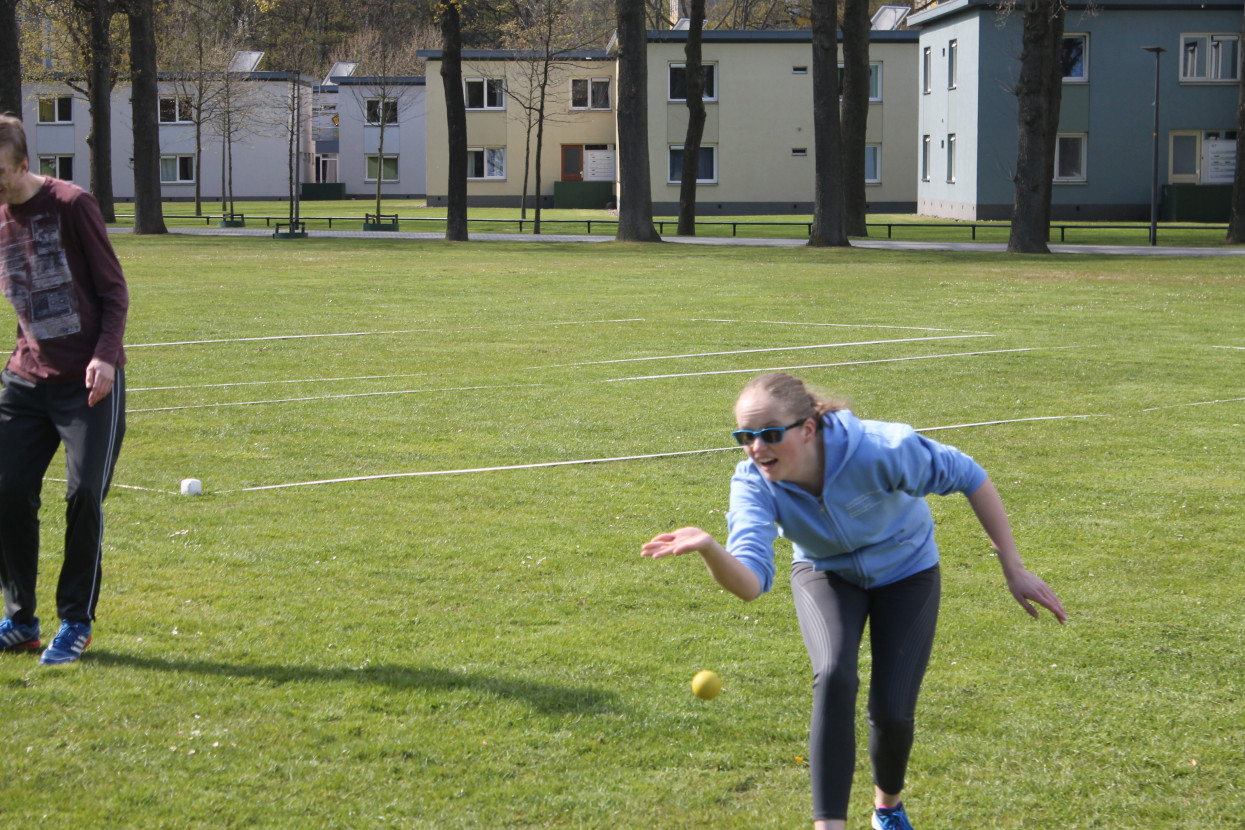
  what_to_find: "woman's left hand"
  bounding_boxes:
[1005,568,1067,624]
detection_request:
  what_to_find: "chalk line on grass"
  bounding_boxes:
[694,318,985,334]
[127,318,645,349]
[1141,397,1245,412]
[226,414,1101,493]
[130,372,438,392]
[601,346,1076,382]
[128,383,541,413]
[530,334,993,369]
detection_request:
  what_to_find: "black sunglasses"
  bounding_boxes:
[732,419,808,446]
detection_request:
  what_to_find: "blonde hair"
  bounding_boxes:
[737,372,851,424]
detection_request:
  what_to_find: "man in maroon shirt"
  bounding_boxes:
[0,113,129,665]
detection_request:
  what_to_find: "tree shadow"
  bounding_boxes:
[89,650,621,717]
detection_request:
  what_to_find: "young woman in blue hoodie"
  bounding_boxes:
[642,372,1066,830]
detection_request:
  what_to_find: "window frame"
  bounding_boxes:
[946,134,956,183]
[159,155,195,184]
[1062,34,1088,83]
[921,135,931,182]
[1053,133,1087,183]
[836,62,883,102]
[466,147,506,180]
[1180,33,1240,82]
[364,153,399,183]
[38,155,74,180]
[158,95,194,124]
[864,144,882,185]
[37,96,73,124]
[667,144,718,185]
[570,77,612,111]
[667,62,719,103]
[365,98,399,125]
[922,46,932,94]
[948,39,958,89]
[464,77,506,110]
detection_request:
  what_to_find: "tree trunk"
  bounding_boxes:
[0,0,21,118]
[88,0,116,222]
[534,64,548,235]
[840,0,870,237]
[676,0,705,237]
[808,0,847,247]
[1228,7,1245,243]
[127,0,167,235]
[375,108,385,219]
[439,0,468,241]
[1007,0,1063,254]
[614,0,661,242]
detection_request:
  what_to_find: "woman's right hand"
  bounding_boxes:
[641,526,715,559]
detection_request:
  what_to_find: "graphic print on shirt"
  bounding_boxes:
[0,213,80,341]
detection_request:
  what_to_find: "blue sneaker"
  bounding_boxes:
[40,620,92,665]
[872,803,915,830]
[0,617,41,652]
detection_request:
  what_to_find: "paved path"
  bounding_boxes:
[109,225,1245,257]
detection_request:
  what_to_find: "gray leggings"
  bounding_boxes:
[791,561,940,822]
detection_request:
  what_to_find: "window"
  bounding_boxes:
[1181,34,1240,82]
[946,134,956,183]
[365,154,398,182]
[922,47,932,94]
[159,96,193,123]
[464,78,505,109]
[668,63,718,102]
[668,145,717,184]
[1170,130,1238,183]
[793,65,808,74]
[571,78,611,110]
[1053,134,1086,182]
[865,145,881,184]
[159,155,195,183]
[837,63,883,101]
[1062,34,1087,82]
[38,156,74,180]
[37,96,72,123]
[467,147,506,179]
[365,98,398,124]
[921,135,931,182]
[792,148,808,157]
[948,40,958,88]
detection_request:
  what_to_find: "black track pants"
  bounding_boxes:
[0,367,125,625]
[791,561,940,822]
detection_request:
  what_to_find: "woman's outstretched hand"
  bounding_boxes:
[641,526,714,559]
[1005,567,1068,624]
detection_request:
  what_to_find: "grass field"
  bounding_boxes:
[1,235,1243,828]
[109,199,1238,248]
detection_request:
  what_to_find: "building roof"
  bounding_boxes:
[417,49,613,62]
[910,0,1244,26]
[646,28,919,44]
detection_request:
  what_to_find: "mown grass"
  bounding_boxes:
[106,199,1236,248]
[1,236,1242,828]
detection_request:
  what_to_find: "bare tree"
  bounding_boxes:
[808,0,847,246]
[497,0,609,232]
[615,0,661,241]
[125,0,166,233]
[345,19,423,226]
[839,0,870,237]
[1006,0,1064,254]
[212,58,268,221]
[0,0,20,115]
[1228,6,1245,243]
[675,0,705,236]
[438,0,468,241]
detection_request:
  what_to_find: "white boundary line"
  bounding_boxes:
[1211,345,1245,350]
[693,318,984,334]
[1141,397,1245,412]
[129,383,539,413]
[227,414,1103,493]
[603,346,1063,382]
[529,334,992,369]
[127,318,645,348]
[130,372,438,392]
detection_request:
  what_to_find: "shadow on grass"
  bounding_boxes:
[89,650,621,716]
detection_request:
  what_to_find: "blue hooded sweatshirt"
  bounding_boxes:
[726,409,988,594]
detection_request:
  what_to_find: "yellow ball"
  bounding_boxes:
[691,670,722,700]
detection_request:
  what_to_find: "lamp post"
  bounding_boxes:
[1142,46,1165,246]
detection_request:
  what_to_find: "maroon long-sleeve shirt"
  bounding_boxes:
[0,178,128,384]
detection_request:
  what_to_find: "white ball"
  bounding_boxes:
[180,478,203,496]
